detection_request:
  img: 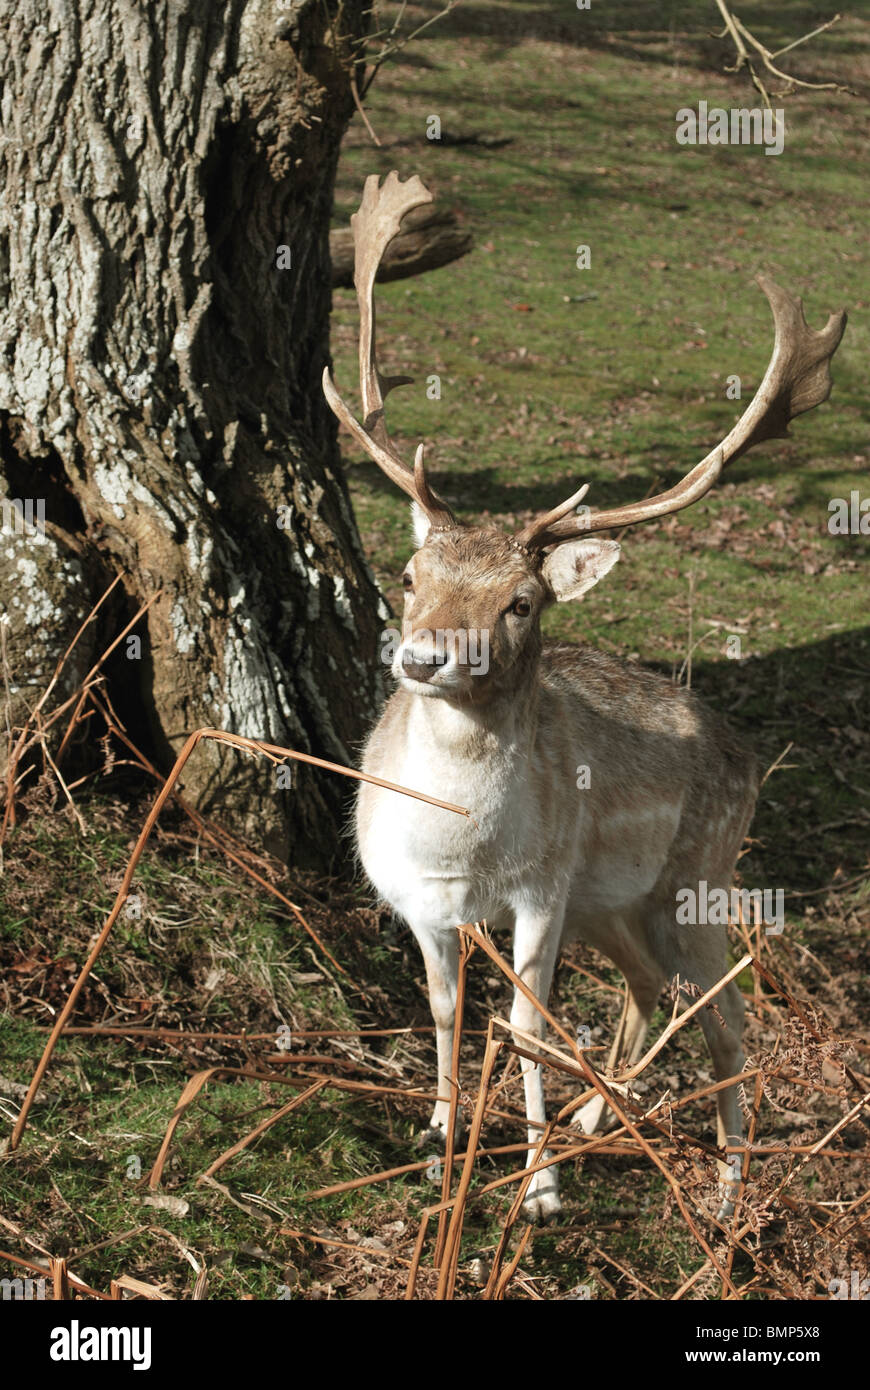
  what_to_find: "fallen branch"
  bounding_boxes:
[330,203,472,288]
[713,2,852,109]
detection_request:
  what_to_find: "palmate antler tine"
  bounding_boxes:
[322,172,456,528]
[353,172,430,433]
[516,277,847,549]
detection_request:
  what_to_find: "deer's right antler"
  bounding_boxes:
[323,172,456,529]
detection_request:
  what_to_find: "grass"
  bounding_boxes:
[1,1,867,1300]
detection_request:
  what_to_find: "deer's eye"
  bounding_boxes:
[510,597,532,617]
[402,573,414,591]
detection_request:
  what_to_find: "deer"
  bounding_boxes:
[323,172,846,1224]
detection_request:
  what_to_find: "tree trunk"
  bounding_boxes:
[0,0,386,865]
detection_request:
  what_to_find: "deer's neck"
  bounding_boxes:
[402,676,540,766]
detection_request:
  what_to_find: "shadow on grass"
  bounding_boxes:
[689,627,869,897]
[404,0,867,82]
[346,441,867,524]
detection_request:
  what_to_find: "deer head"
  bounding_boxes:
[324,172,846,705]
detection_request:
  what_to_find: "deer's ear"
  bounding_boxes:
[542,538,620,602]
[411,502,431,549]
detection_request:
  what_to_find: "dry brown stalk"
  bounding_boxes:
[112,1274,172,1301]
[0,1248,49,1274]
[65,1271,113,1300]
[722,1070,765,1298]
[807,1091,869,1160]
[70,1226,151,1262]
[436,1025,502,1299]
[279,1227,413,1268]
[147,1064,454,1190]
[405,1207,437,1300]
[492,1019,595,1080]
[259,1054,385,1072]
[44,1025,454,1041]
[457,923,586,1063]
[50,1257,70,1300]
[591,1244,659,1299]
[305,1141,556,1201]
[0,576,155,837]
[559,958,624,995]
[484,1109,561,1299]
[612,954,752,1084]
[434,932,473,1269]
[9,725,468,1152]
[149,1066,224,1188]
[492,1223,533,1301]
[201,1079,329,1180]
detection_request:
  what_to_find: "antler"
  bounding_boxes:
[322,172,456,529]
[515,276,847,550]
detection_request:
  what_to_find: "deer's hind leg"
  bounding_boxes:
[571,923,665,1136]
[666,903,746,1221]
[688,965,746,1220]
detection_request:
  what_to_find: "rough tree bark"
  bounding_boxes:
[0,0,389,864]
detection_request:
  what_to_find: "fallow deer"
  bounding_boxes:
[324,173,846,1223]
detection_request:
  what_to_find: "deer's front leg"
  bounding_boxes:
[511,903,566,1224]
[413,922,460,1143]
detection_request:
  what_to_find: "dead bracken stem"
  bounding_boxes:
[3,607,867,1299]
[7,711,467,1154]
[6,928,867,1297]
[434,933,473,1269]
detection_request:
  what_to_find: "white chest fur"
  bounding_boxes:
[357,696,539,930]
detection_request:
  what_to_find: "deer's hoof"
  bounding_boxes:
[521,1189,562,1225]
[572,1086,631,1136]
[716,1155,742,1222]
[571,1098,605,1136]
[414,1125,446,1152]
[414,1118,462,1152]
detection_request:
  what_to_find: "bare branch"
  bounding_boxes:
[713,2,852,109]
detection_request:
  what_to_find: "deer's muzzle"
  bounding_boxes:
[401,645,450,683]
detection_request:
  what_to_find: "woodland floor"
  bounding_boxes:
[1,1,868,1300]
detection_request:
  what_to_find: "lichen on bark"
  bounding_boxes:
[0,0,385,863]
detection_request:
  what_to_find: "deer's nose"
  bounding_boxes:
[402,646,448,682]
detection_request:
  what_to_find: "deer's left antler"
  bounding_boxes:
[515,276,847,550]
